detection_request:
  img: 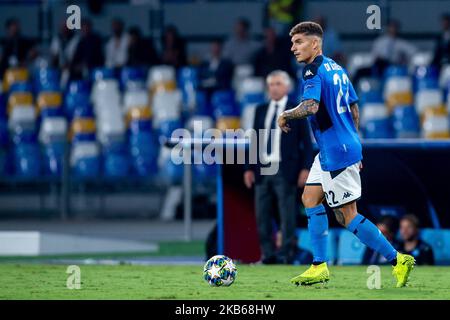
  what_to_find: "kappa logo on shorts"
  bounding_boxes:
[342,192,353,200]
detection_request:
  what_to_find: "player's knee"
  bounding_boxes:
[301,192,319,208]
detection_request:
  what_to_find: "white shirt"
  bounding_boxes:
[372,35,417,64]
[105,34,129,68]
[262,95,288,164]
[222,37,260,65]
[50,34,80,67]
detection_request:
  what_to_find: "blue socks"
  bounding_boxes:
[306,204,328,264]
[347,214,397,262]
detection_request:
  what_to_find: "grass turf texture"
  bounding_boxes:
[1,264,449,300]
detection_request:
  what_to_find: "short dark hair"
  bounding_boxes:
[237,17,250,31]
[378,215,399,234]
[289,21,323,38]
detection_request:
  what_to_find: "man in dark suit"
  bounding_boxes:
[199,39,234,92]
[244,70,313,264]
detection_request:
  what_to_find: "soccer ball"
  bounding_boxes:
[203,255,237,287]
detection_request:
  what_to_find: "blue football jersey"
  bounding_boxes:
[301,55,362,171]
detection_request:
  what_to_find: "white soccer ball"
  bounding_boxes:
[203,255,237,287]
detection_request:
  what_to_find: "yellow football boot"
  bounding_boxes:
[290,262,330,286]
[392,252,416,288]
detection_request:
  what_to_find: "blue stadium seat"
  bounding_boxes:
[72,132,96,143]
[91,67,116,82]
[120,67,146,89]
[193,161,217,182]
[103,141,130,178]
[384,65,408,78]
[359,90,383,106]
[129,119,153,134]
[420,229,450,265]
[415,77,439,92]
[364,118,394,138]
[9,81,33,94]
[73,157,100,178]
[40,107,63,118]
[13,142,41,178]
[159,146,183,184]
[0,148,6,176]
[178,66,199,112]
[42,142,65,176]
[211,90,239,117]
[0,119,7,147]
[64,93,91,119]
[194,90,213,116]
[128,130,158,177]
[71,102,94,119]
[72,142,100,179]
[67,80,90,95]
[178,66,198,88]
[33,68,60,93]
[414,66,439,92]
[392,105,420,138]
[241,92,265,106]
[158,119,183,138]
[337,230,366,265]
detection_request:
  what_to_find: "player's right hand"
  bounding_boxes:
[243,170,255,189]
[277,113,291,133]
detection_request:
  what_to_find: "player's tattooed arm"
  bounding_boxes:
[350,102,360,131]
[278,99,319,133]
[333,209,347,227]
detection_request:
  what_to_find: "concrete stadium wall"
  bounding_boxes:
[0,1,448,38]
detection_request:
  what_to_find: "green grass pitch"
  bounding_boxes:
[1,264,449,299]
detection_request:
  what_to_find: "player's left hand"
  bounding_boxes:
[278,113,291,133]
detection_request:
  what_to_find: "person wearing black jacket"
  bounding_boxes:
[0,18,36,77]
[399,214,435,265]
[244,70,313,264]
[432,13,450,68]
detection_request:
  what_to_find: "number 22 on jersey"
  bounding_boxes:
[333,73,350,114]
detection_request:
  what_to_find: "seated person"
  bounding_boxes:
[398,214,434,265]
[362,215,401,265]
[199,39,233,93]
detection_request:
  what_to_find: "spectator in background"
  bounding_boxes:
[223,18,260,65]
[105,18,129,69]
[70,19,104,79]
[371,20,417,75]
[266,0,303,37]
[50,21,80,69]
[362,215,400,265]
[432,13,450,68]
[314,16,344,65]
[126,26,160,67]
[161,25,187,69]
[253,27,295,78]
[244,70,312,264]
[0,18,36,77]
[399,214,434,265]
[199,39,234,94]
